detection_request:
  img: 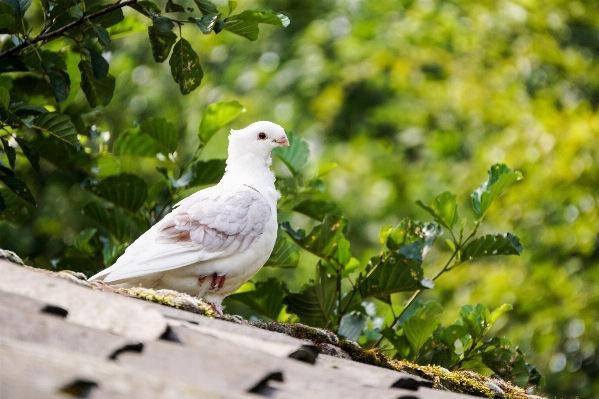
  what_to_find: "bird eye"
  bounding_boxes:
[258,132,267,140]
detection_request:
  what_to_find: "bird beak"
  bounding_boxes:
[274,136,290,147]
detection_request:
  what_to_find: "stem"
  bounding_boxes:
[0,0,139,59]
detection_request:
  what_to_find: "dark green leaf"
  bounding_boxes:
[461,233,523,261]
[272,131,309,175]
[0,191,5,211]
[0,87,9,108]
[0,13,16,33]
[198,100,244,144]
[357,252,427,300]
[227,9,289,27]
[129,1,161,16]
[83,199,142,243]
[471,164,523,217]
[165,0,185,12]
[228,278,288,320]
[32,135,92,171]
[0,56,27,73]
[284,262,337,328]
[87,48,109,80]
[5,0,31,16]
[92,24,111,46]
[103,244,126,266]
[416,191,458,230]
[188,159,226,186]
[140,117,178,153]
[195,13,219,34]
[89,173,148,212]
[292,199,342,221]
[32,112,78,147]
[42,61,71,103]
[404,318,439,353]
[193,0,218,16]
[148,25,177,63]
[79,59,115,107]
[265,230,300,268]
[338,311,367,341]
[113,128,162,157]
[1,138,15,170]
[459,303,491,338]
[282,215,351,267]
[151,15,175,32]
[88,6,124,28]
[169,38,203,94]
[0,175,35,205]
[482,337,538,387]
[0,187,32,222]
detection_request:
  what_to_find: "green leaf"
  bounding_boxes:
[195,13,219,34]
[282,215,351,267]
[88,6,124,28]
[169,38,203,94]
[0,191,5,211]
[404,318,439,353]
[0,175,35,205]
[198,100,244,144]
[73,227,98,254]
[83,199,142,243]
[482,337,539,387]
[42,61,71,103]
[284,262,337,328]
[92,24,111,46]
[471,164,523,217]
[165,0,185,12]
[88,48,109,80]
[148,25,177,63]
[265,230,300,268]
[223,19,258,40]
[113,128,162,157]
[357,252,428,301]
[338,311,367,341]
[416,191,458,230]
[0,87,9,108]
[227,9,289,27]
[5,0,31,16]
[32,135,92,172]
[272,131,309,175]
[461,233,523,261]
[151,15,175,32]
[188,159,226,186]
[439,324,469,348]
[140,117,178,154]
[103,244,126,266]
[490,303,514,325]
[292,199,342,221]
[227,0,237,15]
[1,138,15,170]
[228,278,288,320]
[79,59,115,107]
[89,173,148,212]
[0,13,16,33]
[194,0,218,16]
[459,303,491,338]
[32,112,79,147]
[0,187,32,222]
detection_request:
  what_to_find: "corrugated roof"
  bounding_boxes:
[0,259,515,399]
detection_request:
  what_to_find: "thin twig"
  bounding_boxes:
[0,0,139,59]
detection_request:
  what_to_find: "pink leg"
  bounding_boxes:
[198,276,206,285]
[211,274,226,290]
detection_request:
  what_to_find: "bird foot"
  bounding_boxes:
[208,302,223,316]
[198,273,226,291]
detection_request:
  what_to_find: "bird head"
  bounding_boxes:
[228,121,289,162]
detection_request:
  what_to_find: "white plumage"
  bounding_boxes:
[89,121,289,314]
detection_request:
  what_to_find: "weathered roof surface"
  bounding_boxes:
[0,259,487,399]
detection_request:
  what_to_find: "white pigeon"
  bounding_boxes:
[90,121,289,314]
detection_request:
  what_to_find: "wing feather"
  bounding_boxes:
[95,185,272,283]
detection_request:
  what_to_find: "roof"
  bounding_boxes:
[0,258,529,399]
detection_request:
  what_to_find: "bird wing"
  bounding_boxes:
[96,184,272,283]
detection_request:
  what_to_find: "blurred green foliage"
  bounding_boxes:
[1,0,598,397]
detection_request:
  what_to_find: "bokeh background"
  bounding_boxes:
[1,0,598,397]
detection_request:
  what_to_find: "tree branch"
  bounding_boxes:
[0,0,139,59]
